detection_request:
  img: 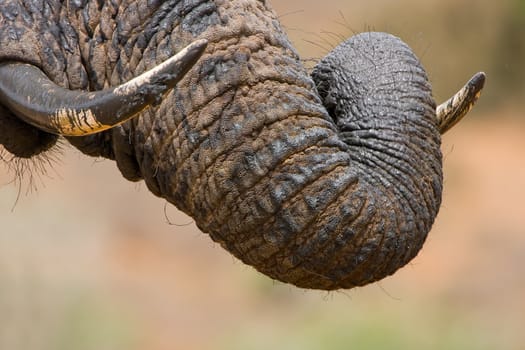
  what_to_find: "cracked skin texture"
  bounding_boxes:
[0,0,442,290]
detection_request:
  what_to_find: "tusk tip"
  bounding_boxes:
[173,39,209,69]
[437,71,487,135]
[188,38,209,53]
[468,71,486,95]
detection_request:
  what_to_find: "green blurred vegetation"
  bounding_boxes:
[280,0,525,113]
[490,0,525,106]
[434,0,525,109]
[53,293,139,350]
[217,293,504,350]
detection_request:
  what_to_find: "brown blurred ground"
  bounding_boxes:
[1,1,524,350]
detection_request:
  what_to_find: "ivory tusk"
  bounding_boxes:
[0,39,207,136]
[436,72,486,134]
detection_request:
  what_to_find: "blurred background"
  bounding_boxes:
[1,1,524,349]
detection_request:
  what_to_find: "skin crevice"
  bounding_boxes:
[288,181,370,284]
[345,135,437,217]
[308,181,403,287]
[207,138,346,231]
[247,166,361,284]
[239,163,357,272]
[291,183,380,289]
[203,121,347,238]
[357,130,437,224]
[301,193,370,289]
[155,76,317,190]
[170,82,330,214]
[136,22,317,192]
[353,147,429,236]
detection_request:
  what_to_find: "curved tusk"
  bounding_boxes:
[436,72,486,134]
[0,39,208,136]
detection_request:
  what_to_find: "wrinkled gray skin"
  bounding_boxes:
[0,0,441,290]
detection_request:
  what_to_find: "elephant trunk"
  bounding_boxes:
[0,1,469,290]
[125,3,441,289]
